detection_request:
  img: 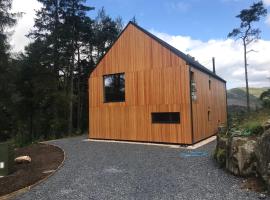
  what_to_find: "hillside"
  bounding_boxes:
[227,87,269,109]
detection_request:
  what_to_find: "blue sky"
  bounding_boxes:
[86,0,270,41]
[11,0,270,88]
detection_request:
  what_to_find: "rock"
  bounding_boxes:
[258,193,267,199]
[216,134,228,150]
[226,136,257,176]
[262,120,270,131]
[255,129,270,192]
[214,135,228,167]
[15,156,31,164]
[42,169,55,174]
[218,125,227,135]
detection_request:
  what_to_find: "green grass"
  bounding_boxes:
[229,108,270,136]
[239,109,270,128]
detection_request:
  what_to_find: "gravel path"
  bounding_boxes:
[15,135,269,200]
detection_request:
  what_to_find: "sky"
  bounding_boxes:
[10,0,270,89]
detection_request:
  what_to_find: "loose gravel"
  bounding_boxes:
[15,136,269,200]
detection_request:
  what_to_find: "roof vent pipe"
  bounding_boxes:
[212,57,216,74]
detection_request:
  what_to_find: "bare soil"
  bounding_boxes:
[0,143,64,197]
[241,177,267,193]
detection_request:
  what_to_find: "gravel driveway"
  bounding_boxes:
[16,135,268,200]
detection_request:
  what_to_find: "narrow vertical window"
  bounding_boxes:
[209,79,211,90]
[190,71,197,101]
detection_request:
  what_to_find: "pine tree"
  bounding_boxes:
[228,1,267,112]
[0,0,18,142]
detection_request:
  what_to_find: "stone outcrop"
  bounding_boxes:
[226,136,257,176]
[255,129,270,191]
[215,121,270,192]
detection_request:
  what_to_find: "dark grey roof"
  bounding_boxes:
[95,21,226,83]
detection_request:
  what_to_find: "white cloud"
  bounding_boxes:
[164,1,190,12]
[266,15,270,26]
[263,0,270,6]
[150,30,270,89]
[10,0,42,52]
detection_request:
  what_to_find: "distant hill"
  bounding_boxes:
[227,87,269,109]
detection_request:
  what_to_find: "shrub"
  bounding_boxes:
[214,148,226,167]
[242,122,264,136]
[260,89,270,108]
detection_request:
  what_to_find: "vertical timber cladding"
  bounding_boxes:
[89,24,193,144]
[191,67,227,143]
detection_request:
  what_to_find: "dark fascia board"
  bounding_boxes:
[92,21,226,83]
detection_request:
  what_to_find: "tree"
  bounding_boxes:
[60,0,94,134]
[228,1,267,112]
[130,16,138,24]
[93,8,120,58]
[0,0,18,142]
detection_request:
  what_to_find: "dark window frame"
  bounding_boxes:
[103,72,125,103]
[151,112,180,124]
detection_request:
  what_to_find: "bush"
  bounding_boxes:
[260,89,270,108]
[242,122,264,136]
[214,148,226,167]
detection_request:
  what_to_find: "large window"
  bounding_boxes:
[103,73,125,103]
[151,112,180,124]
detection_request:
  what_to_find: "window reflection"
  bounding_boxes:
[103,73,125,102]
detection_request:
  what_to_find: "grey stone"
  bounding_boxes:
[226,136,257,176]
[263,120,270,131]
[256,129,270,192]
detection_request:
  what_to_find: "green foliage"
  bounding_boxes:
[214,148,226,167]
[242,122,264,136]
[228,1,267,40]
[260,89,270,108]
[0,0,20,142]
[0,0,123,146]
[228,107,270,137]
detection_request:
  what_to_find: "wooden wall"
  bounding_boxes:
[89,23,227,144]
[191,67,227,143]
[89,24,193,144]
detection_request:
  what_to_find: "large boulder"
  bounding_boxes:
[226,136,257,176]
[255,129,270,191]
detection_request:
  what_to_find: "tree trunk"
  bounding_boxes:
[243,40,250,112]
[77,47,81,133]
[68,53,74,135]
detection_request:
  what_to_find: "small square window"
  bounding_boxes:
[151,112,180,124]
[103,73,125,103]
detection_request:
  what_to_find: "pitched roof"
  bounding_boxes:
[96,21,226,83]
